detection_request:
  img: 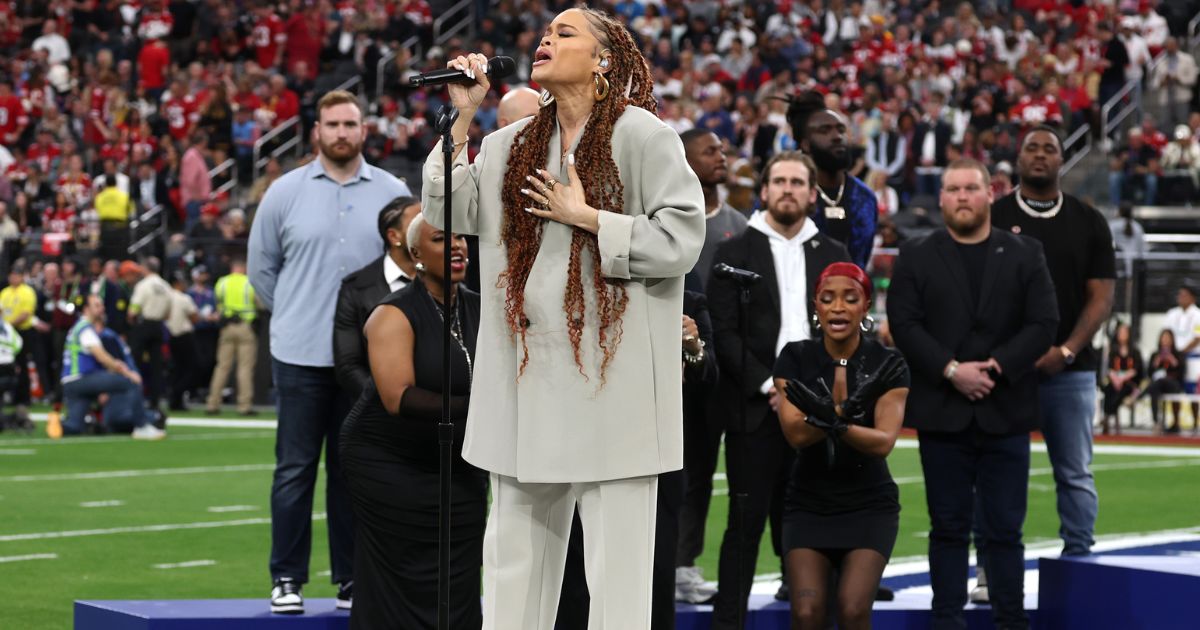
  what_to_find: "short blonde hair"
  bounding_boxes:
[406,213,427,259]
[316,90,362,122]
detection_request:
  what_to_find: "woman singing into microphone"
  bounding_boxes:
[774,263,909,630]
[422,7,704,629]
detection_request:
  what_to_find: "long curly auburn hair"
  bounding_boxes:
[498,8,656,383]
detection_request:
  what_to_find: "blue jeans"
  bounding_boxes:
[920,429,1031,630]
[1108,171,1158,206]
[61,371,155,435]
[1039,370,1098,556]
[268,358,355,585]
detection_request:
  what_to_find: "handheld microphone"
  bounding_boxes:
[712,263,762,285]
[409,56,517,87]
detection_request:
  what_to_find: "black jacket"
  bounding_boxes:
[912,120,953,168]
[333,255,402,399]
[708,227,851,433]
[886,229,1059,435]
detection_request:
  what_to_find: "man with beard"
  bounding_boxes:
[991,127,1115,564]
[707,152,850,628]
[887,159,1058,630]
[248,90,410,615]
[786,90,877,269]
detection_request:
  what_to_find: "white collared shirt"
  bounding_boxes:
[383,255,411,293]
[748,211,820,393]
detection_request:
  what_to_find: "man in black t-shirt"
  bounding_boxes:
[992,126,1116,561]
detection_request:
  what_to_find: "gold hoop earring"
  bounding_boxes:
[539,90,555,107]
[593,73,610,102]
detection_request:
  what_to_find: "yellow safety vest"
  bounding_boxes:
[215,273,256,323]
[94,187,134,222]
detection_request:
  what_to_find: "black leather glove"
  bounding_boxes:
[785,378,848,437]
[841,354,907,423]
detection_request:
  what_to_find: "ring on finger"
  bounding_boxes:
[545,179,557,191]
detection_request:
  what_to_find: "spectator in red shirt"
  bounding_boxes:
[138,0,174,41]
[259,74,299,129]
[162,79,201,142]
[1009,78,1064,129]
[56,154,93,208]
[283,5,324,80]
[138,36,171,100]
[26,128,61,175]
[0,77,29,145]
[251,1,287,70]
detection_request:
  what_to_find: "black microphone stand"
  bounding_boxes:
[732,274,756,630]
[433,104,459,630]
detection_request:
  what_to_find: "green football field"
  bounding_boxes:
[3,415,1200,629]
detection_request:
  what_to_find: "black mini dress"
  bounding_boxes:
[773,336,909,559]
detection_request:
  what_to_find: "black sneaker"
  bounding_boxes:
[336,580,353,610]
[270,579,304,614]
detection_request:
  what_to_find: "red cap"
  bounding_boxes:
[201,202,221,217]
[119,261,144,276]
[816,262,872,302]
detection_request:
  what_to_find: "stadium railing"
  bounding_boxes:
[434,0,476,46]
[251,115,303,182]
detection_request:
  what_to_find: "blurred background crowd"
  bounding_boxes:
[0,0,1197,423]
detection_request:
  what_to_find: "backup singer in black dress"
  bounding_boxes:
[339,214,487,629]
[773,262,909,630]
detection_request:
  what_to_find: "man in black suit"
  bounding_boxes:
[912,92,953,197]
[332,196,420,400]
[887,159,1058,630]
[708,151,851,629]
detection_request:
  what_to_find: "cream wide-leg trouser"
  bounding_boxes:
[482,472,659,630]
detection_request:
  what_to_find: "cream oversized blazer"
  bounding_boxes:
[422,106,705,483]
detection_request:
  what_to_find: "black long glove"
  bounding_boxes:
[841,354,907,423]
[785,378,848,438]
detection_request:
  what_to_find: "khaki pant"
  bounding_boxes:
[206,321,257,412]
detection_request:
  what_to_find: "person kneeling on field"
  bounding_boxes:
[50,294,165,440]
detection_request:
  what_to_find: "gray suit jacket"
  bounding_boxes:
[423,106,705,482]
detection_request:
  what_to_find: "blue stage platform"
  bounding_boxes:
[1037,555,1200,630]
[76,593,1036,630]
[76,544,1199,630]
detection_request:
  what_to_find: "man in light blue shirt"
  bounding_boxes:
[248,89,410,615]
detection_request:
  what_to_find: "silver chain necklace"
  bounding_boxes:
[426,286,473,388]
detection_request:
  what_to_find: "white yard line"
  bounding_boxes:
[0,514,326,543]
[0,449,36,455]
[207,505,258,513]
[80,500,125,508]
[892,437,1200,457]
[153,560,217,569]
[0,463,274,483]
[0,553,58,563]
[0,431,275,446]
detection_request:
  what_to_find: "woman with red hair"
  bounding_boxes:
[774,262,910,630]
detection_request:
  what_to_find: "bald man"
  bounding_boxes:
[497,87,540,128]
[464,88,542,293]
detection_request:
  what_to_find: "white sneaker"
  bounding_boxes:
[970,566,989,604]
[270,579,304,614]
[675,565,717,604]
[131,425,167,441]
